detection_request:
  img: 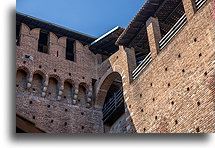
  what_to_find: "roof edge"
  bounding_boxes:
[90,26,123,46]
[115,0,151,46]
[16,11,97,40]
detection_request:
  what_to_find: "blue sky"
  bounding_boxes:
[16,0,145,38]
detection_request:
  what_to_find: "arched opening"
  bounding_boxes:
[16,69,28,93]
[31,73,43,96]
[62,80,74,103]
[97,72,125,133]
[77,84,87,107]
[47,77,58,100]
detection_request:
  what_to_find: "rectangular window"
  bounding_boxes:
[38,30,49,54]
[66,39,75,61]
[16,22,21,46]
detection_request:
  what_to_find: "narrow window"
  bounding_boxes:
[16,22,21,46]
[66,39,75,61]
[38,30,49,54]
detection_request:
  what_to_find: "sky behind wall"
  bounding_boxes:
[16,0,145,38]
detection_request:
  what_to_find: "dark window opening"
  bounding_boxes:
[25,55,30,59]
[38,30,49,54]
[92,79,97,87]
[66,39,75,61]
[102,75,125,133]
[16,22,21,46]
[92,79,97,103]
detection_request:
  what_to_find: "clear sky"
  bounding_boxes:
[16,0,145,38]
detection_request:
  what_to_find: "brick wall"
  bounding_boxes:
[16,23,103,133]
[16,0,214,133]
[125,0,215,133]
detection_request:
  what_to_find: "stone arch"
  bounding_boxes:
[47,75,60,100]
[16,66,30,74]
[95,71,123,109]
[48,74,61,82]
[32,70,46,79]
[62,79,74,102]
[31,70,45,96]
[16,66,30,93]
[77,83,88,107]
[96,69,125,133]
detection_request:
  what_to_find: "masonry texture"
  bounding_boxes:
[16,0,215,133]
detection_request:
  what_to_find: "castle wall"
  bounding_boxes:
[16,0,215,133]
[94,0,215,133]
[125,0,215,133]
[16,23,103,133]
